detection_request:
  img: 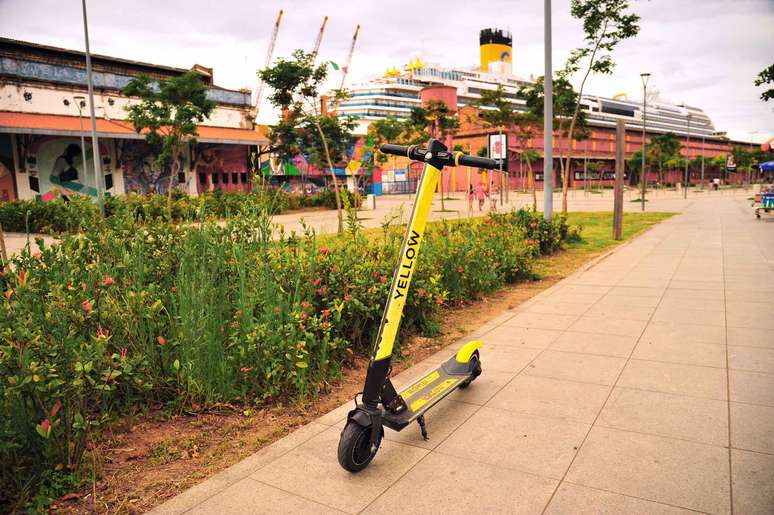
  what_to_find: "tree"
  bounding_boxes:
[404,100,459,209]
[559,0,640,212]
[755,64,774,102]
[473,86,515,203]
[522,148,541,209]
[122,71,216,204]
[520,75,588,208]
[259,50,355,232]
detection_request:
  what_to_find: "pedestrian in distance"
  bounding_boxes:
[467,184,475,216]
[475,181,486,211]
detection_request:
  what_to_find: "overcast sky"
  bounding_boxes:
[2,0,772,141]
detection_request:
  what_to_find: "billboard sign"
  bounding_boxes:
[487,133,508,172]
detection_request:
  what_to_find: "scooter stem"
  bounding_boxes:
[361,139,445,408]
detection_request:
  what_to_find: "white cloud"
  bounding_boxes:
[1,0,772,139]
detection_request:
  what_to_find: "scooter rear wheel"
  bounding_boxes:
[458,350,481,390]
[338,421,382,472]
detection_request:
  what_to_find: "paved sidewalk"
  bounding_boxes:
[153,195,773,515]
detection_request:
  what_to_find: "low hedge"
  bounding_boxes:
[0,188,357,234]
[0,207,571,510]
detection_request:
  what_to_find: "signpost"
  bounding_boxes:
[613,121,625,240]
[488,133,508,204]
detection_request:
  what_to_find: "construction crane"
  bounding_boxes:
[338,24,360,92]
[311,15,328,62]
[253,9,283,119]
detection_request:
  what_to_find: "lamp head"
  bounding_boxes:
[640,72,651,87]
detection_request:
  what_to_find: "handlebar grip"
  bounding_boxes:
[379,144,410,157]
[457,154,499,170]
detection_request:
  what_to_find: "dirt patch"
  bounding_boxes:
[51,246,604,514]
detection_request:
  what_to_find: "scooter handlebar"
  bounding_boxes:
[379,144,499,170]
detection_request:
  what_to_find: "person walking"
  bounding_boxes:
[489,180,498,211]
[475,181,486,212]
[467,184,475,216]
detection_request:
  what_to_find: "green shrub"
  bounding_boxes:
[0,205,577,510]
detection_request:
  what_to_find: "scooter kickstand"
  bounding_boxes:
[417,415,429,441]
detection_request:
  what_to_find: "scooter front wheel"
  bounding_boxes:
[338,421,382,472]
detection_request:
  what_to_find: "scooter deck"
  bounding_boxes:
[381,354,473,431]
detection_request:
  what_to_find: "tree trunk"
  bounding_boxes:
[528,161,537,210]
[166,144,179,211]
[314,120,344,233]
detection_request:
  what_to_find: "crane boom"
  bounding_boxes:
[338,24,360,92]
[253,9,283,119]
[311,15,328,61]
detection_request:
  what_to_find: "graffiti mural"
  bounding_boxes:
[0,134,16,202]
[119,140,184,195]
[193,144,249,193]
[21,135,112,201]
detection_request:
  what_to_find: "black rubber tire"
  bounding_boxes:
[458,350,481,389]
[338,421,381,472]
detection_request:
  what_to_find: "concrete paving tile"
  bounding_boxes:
[436,406,590,479]
[549,331,639,358]
[523,301,593,316]
[725,289,774,304]
[149,477,232,515]
[584,303,655,321]
[651,306,725,327]
[640,321,726,345]
[568,316,649,338]
[729,346,774,374]
[632,339,727,368]
[316,402,354,427]
[662,287,725,301]
[618,359,728,400]
[187,478,343,514]
[211,422,331,483]
[545,292,606,305]
[502,312,578,331]
[251,426,428,514]
[731,449,774,515]
[481,325,563,349]
[545,482,697,515]
[556,284,612,296]
[524,351,627,386]
[487,375,610,423]
[447,369,514,406]
[383,399,479,450]
[363,451,558,515]
[598,294,663,308]
[727,327,774,349]
[727,305,774,330]
[657,296,725,312]
[566,426,730,515]
[478,343,542,373]
[730,369,774,407]
[669,279,725,291]
[598,387,728,446]
[730,402,774,454]
[606,286,665,298]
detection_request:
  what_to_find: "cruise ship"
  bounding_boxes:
[335,28,719,140]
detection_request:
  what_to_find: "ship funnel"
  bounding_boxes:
[479,28,512,75]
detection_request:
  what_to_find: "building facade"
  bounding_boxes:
[0,37,269,202]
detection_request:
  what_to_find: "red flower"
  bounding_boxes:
[457,265,463,273]
[157,336,166,346]
[316,287,327,295]
[40,419,51,433]
[101,276,114,287]
[50,401,62,418]
[371,271,379,279]
[18,270,28,288]
[240,367,252,373]
[4,290,11,301]
[331,265,338,273]
[344,294,351,302]
[379,276,386,284]
[300,312,308,321]
[418,288,426,297]
[312,277,322,287]
[321,309,331,318]
[120,347,127,363]
[81,300,93,313]
[435,295,444,305]
[96,325,110,339]
[319,246,329,255]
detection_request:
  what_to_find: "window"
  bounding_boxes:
[212,173,219,184]
[222,173,229,184]
[240,173,248,184]
[232,173,239,184]
[198,172,206,184]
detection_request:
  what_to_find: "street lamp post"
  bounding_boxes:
[683,113,692,199]
[73,96,89,183]
[640,73,650,211]
[81,0,104,213]
[543,0,553,219]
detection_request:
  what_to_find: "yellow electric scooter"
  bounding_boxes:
[337,139,499,472]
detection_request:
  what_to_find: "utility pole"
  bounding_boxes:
[683,113,692,199]
[700,133,705,190]
[543,0,553,219]
[74,96,89,184]
[640,73,650,211]
[613,121,625,240]
[81,0,103,213]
